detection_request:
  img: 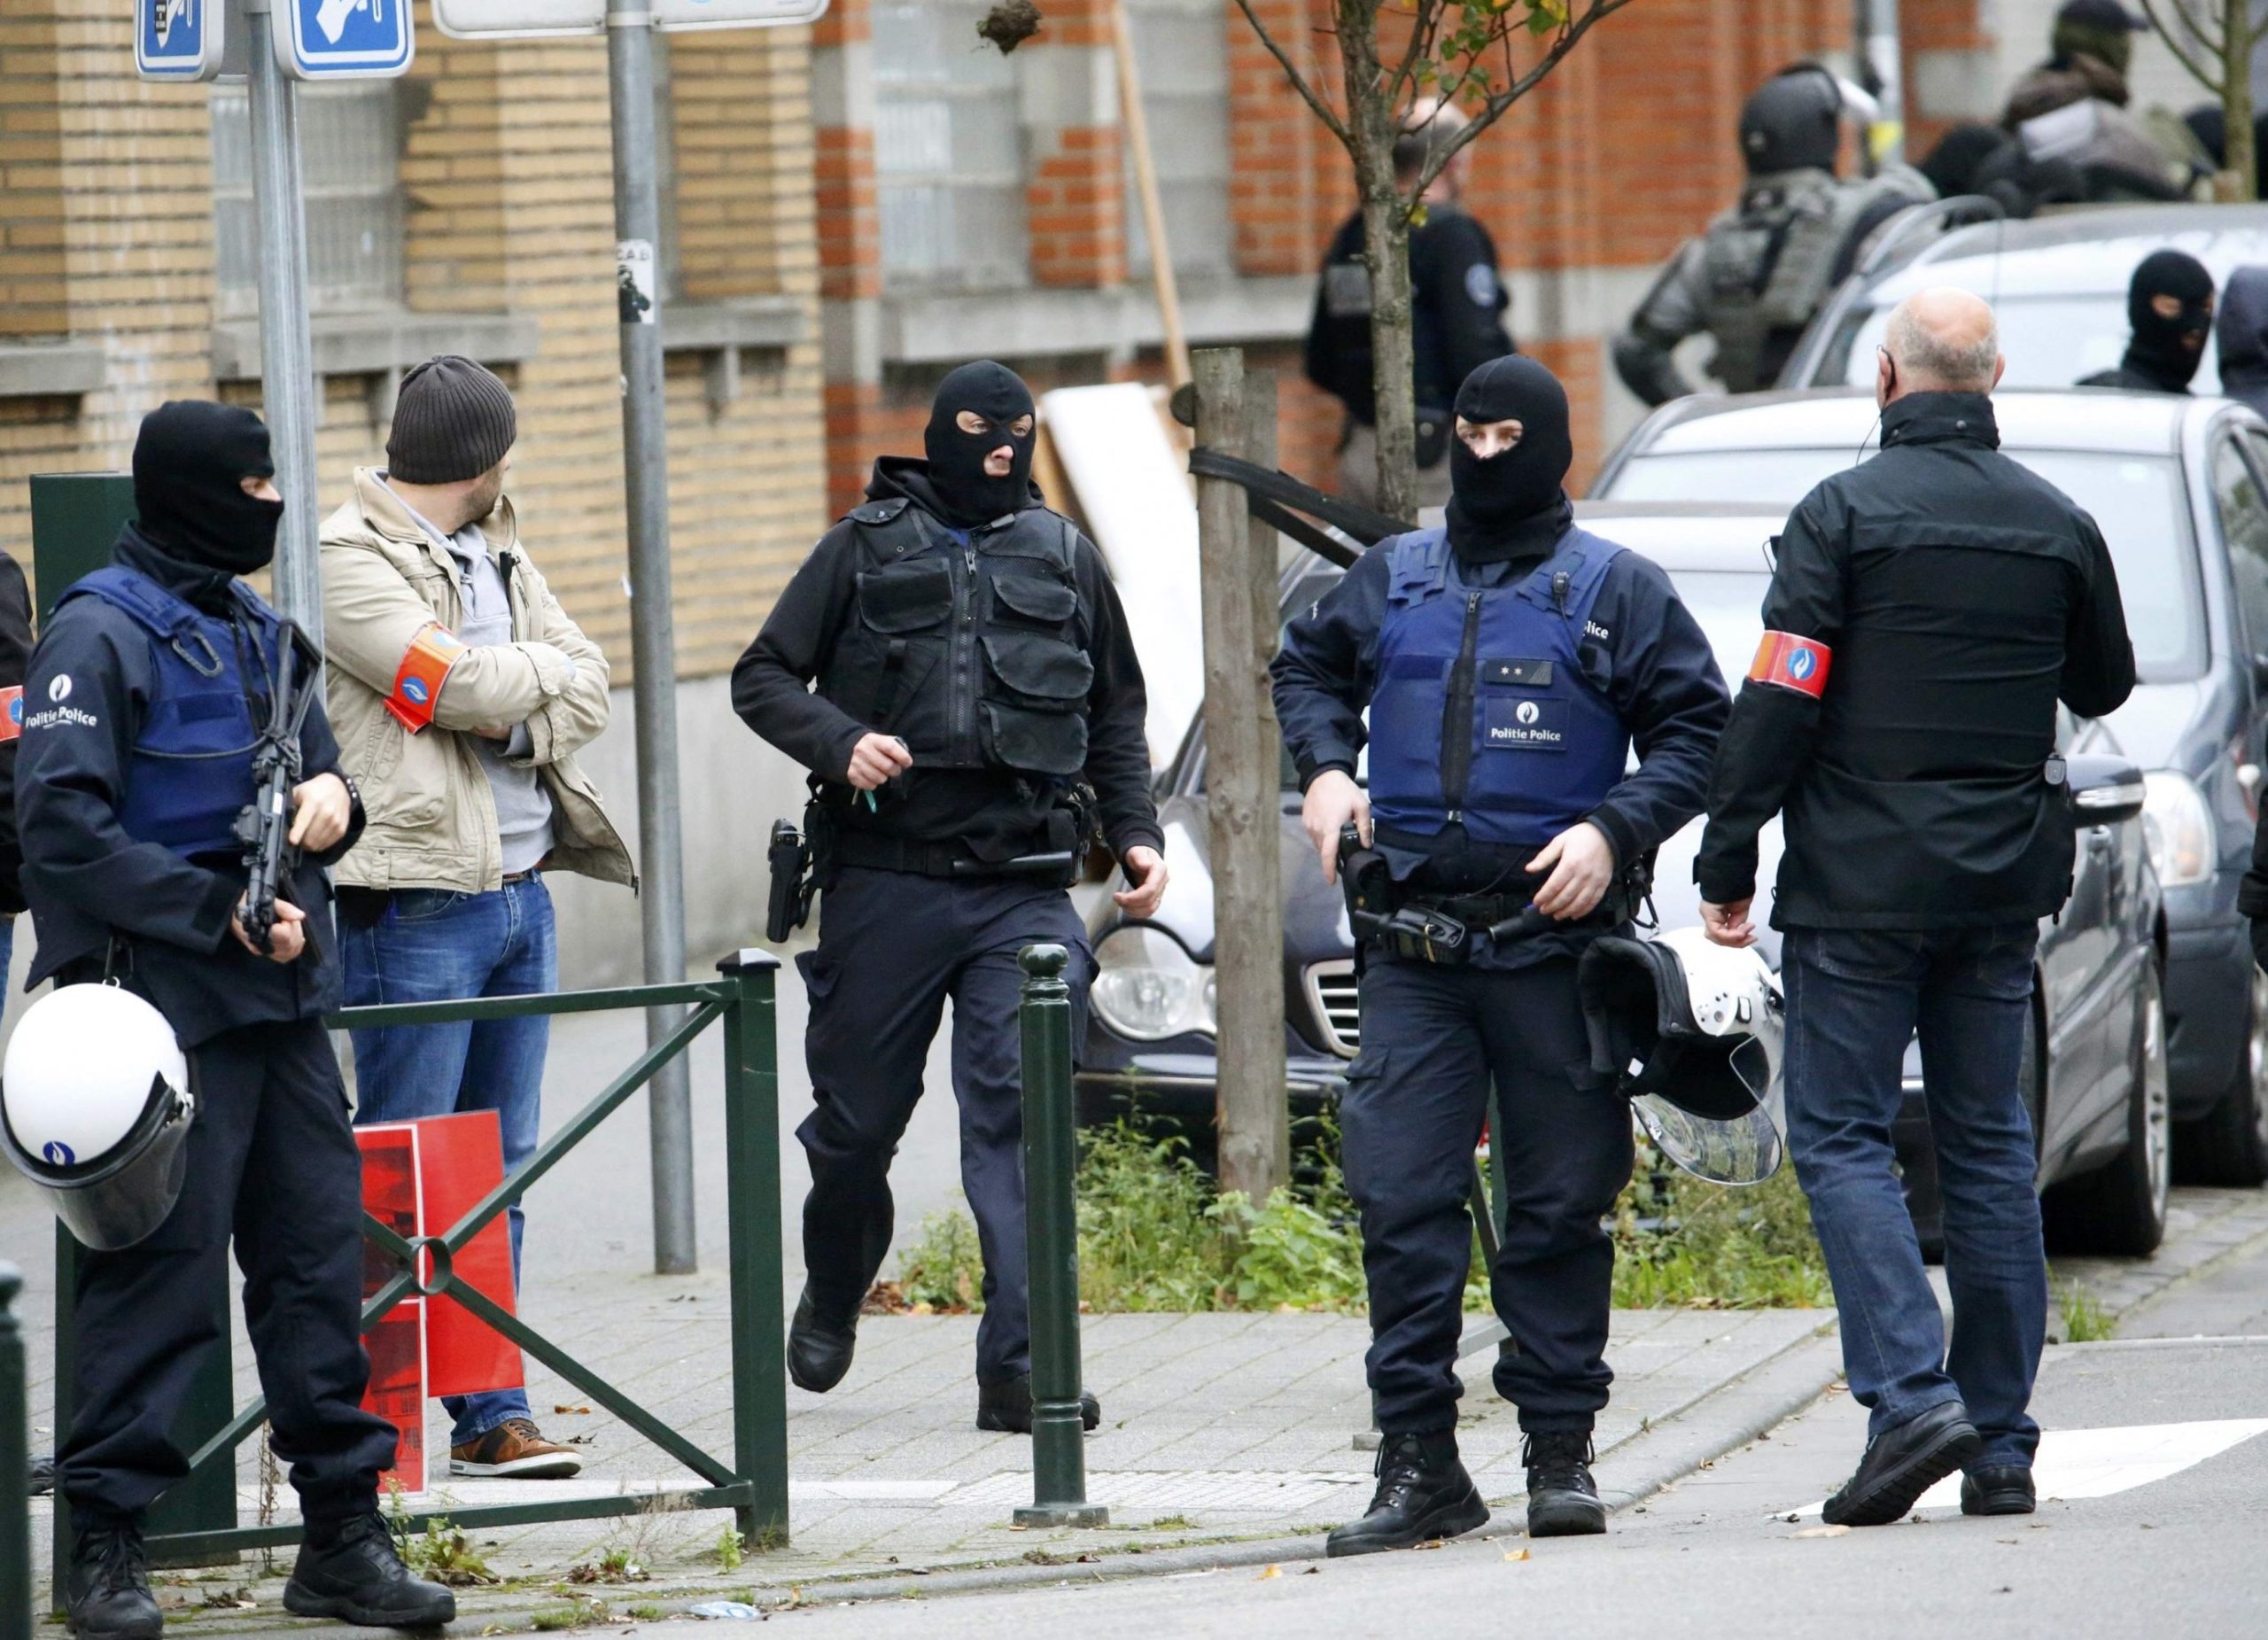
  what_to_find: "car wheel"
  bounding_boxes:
[2175,962,2268,1188]
[2044,965,2171,1257]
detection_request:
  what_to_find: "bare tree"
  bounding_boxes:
[1232,1,1639,521]
[2140,0,2257,198]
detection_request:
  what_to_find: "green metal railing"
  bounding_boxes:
[47,950,788,1585]
[1012,944,1106,1529]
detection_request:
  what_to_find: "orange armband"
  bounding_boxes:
[1748,631,1831,699]
[384,623,466,733]
[0,685,20,743]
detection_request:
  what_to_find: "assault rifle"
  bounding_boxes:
[233,621,325,954]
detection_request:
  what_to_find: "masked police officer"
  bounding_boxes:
[2078,249,2216,393]
[23,403,454,1639]
[1273,357,1729,1553]
[732,361,1166,1432]
[1614,66,1935,406]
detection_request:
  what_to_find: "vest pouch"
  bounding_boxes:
[857,562,953,634]
[849,562,953,731]
[979,701,1088,776]
[990,573,1078,631]
[1367,650,1452,827]
[980,632,1092,706]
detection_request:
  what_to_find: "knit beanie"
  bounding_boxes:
[386,355,517,484]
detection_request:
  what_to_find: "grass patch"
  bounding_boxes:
[531,1609,587,1632]
[2054,1277,2114,1342]
[389,1515,498,1588]
[890,1114,1829,1315]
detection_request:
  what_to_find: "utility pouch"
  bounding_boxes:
[766,818,817,944]
[1338,823,1472,966]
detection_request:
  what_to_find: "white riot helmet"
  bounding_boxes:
[1576,927,1785,1186]
[2,984,194,1249]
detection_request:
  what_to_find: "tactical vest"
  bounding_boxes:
[818,499,1095,781]
[1369,527,1628,851]
[59,565,277,859]
[1700,166,1932,390]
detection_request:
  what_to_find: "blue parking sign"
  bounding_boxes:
[137,0,225,82]
[276,0,416,80]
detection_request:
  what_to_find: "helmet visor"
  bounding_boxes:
[1634,1035,1784,1185]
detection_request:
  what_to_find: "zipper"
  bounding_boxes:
[955,536,981,765]
[1438,590,1484,822]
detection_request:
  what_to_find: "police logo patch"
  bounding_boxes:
[1484,695,1568,750]
[43,1140,74,1166]
[1465,263,1498,308]
[48,675,71,703]
[1516,700,1541,726]
[401,677,430,706]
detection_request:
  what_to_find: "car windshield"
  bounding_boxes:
[1814,295,2225,394]
[1604,448,2205,680]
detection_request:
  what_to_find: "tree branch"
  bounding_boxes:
[1385,0,1443,112]
[2141,0,2227,95]
[1410,0,1638,198]
[1232,0,1355,148]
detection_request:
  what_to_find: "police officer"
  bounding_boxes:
[1614,66,1935,407]
[1698,291,2134,1527]
[2078,249,2216,393]
[732,361,1167,1432]
[1273,356,1729,1553]
[24,403,454,1639]
[1304,98,1515,511]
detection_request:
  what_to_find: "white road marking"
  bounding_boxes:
[943,1469,1374,1512]
[1785,1418,2268,1517]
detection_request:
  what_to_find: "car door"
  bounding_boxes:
[2037,709,2117,1167]
[2225,426,2268,775]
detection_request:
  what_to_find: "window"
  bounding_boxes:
[211,81,405,319]
[1122,0,1231,279]
[2221,433,2268,664]
[872,1,1027,285]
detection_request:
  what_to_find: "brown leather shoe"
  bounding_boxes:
[448,1417,584,1480]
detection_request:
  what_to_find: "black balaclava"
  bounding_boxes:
[132,400,284,576]
[1445,356,1573,564]
[2124,249,2216,390]
[923,361,1037,527]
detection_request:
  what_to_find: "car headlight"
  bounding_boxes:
[1090,926,1216,1041]
[2141,771,2215,889]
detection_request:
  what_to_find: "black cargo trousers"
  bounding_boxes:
[795,864,1092,1382]
[58,1017,397,1525]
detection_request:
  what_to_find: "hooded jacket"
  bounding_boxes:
[317,468,633,894]
[731,459,1163,866]
[2219,267,2268,418]
[15,530,363,1042]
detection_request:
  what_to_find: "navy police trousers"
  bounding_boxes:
[796,866,1092,1382]
[1343,955,1635,1436]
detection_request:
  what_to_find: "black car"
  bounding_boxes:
[1594,388,2268,1188]
[1081,504,2171,1254]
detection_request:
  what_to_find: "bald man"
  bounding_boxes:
[1697,288,2135,1527]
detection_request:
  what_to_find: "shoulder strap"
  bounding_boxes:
[1384,528,1451,603]
[57,566,201,642]
[1518,529,1625,610]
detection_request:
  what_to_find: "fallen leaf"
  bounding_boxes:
[1503,1549,1530,1563]
[1792,1525,1850,1539]
[1300,1566,1321,1575]
[1256,1566,1282,1581]
[553,1405,592,1416]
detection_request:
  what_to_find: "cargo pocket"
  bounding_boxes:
[979,633,1092,776]
[990,573,1078,631]
[852,563,952,725]
[1337,1047,1392,1206]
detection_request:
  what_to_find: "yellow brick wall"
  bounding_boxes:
[0,9,824,686]
[0,6,66,340]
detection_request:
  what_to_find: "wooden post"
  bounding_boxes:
[1193,347,1289,1204]
[1110,0,1191,388]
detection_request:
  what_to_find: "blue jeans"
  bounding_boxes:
[1782,924,2047,1469]
[344,877,555,1446]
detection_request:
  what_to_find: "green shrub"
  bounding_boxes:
[896,1208,987,1312]
[1609,1162,1830,1309]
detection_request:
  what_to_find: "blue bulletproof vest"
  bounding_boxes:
[59,565,279,860]
[1369,526,1628,850]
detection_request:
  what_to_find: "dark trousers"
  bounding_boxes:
[796,867,1091,1380]
[58,1018,398,1524]
[1782,924,2046,1469]
[1343,956,1635,1436]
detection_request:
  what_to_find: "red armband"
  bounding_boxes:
[384,624,466,733]
[1747,631,1831,699]
[0,685,20,742]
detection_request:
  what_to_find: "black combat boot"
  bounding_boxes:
[975,1372,1101,1434]
[283,1511,456,1629]
[1324,1430,1489,1558]
[1523,1430,1607,1537]
[787,1286,858,1394]
[1960,1465,2036,1517]
[65,1513,161,1640]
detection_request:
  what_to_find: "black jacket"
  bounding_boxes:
[731,460,1164,865]
[0,550,33,915]
[16,529,364,1043]
[1697,393,2136,929]
[1272,517,1729,966]
[2218,266,2268,420]
[1304,203,1515,426]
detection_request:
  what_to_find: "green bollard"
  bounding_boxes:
[717,950,790,1551]
[2,1263,27,1640]
[1012,944,1107,1530]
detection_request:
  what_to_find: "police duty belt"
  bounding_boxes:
[1184,448,1410,568]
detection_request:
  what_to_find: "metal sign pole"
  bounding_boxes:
[607,5,697,1277]
[239,0,324,634]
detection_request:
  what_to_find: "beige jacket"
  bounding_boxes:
[318,468,635,894]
